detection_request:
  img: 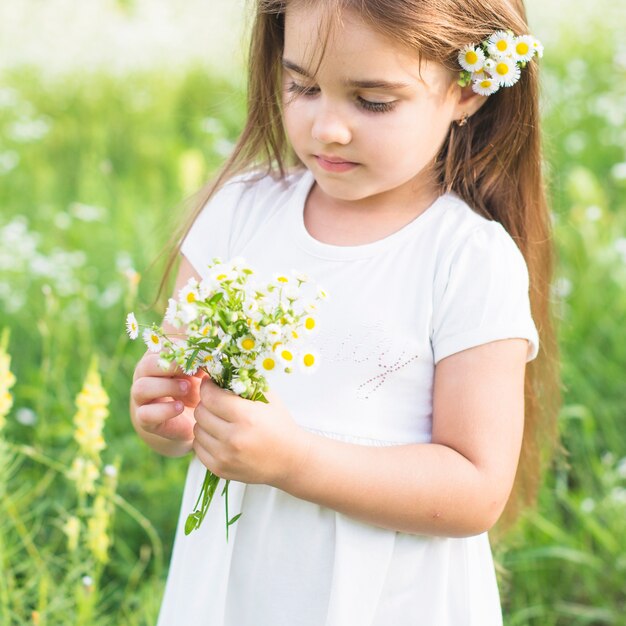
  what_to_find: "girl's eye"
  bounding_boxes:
[285,81,397,114]
[286,81,319,97]
[357,97,397,114]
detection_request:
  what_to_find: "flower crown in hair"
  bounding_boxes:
[457,30,543,96]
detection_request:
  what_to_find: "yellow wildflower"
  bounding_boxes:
[63,515,81,552]
[67,457,100,495]
[72,359,109,459]
[0,329,16,431]
[87,495,111,564]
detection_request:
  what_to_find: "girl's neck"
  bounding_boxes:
[303,170,442,247]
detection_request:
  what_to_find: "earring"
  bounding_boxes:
[457,113,469,127]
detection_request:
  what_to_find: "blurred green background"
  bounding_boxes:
[1,0,625,624]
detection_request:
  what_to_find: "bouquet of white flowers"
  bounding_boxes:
[126,257,327,538]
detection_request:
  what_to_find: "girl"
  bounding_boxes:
[130,0,560,623]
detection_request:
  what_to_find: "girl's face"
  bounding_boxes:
[281,4,470,208]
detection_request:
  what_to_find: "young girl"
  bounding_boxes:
[130,0,560,623]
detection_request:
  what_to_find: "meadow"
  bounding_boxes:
[1,7,625,626]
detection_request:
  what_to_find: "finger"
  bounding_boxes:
[194,404,232,442]
[135,399,185,432]
[133,352,186,380]
[199,377,244,423]
[132,376,193,406]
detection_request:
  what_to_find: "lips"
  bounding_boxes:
[314,154,359,173]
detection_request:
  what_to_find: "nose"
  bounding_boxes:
[311,99,352,145]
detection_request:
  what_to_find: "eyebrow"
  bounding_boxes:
[281,59,410,90]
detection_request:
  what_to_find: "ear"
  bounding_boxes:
[452,83,488,120]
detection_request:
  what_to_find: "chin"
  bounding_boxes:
[313,176,377,202]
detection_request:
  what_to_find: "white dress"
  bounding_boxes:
[156,168,539,626]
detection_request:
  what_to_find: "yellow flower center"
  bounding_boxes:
[277,276,289,283]
[292,330,299,339]
[216,273,227,281]
[262,358,276,371]
[496,40,508,52]
[186,292,196,303]
[150,334,159,344]
[203,354,213,363]
[241,338,255,351]
[272,341,283,352]
[305,317,315,330]
[496,62,509,76]
[516,42,529,55]
[281,350,293,361]
[481,79,492,88]
[465,50,478,65]
[303,354,315,367]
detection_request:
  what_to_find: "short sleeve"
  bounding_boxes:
[431,221,540,365]
[180,175,252,278]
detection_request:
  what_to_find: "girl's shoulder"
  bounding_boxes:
[182,168,308,272]
[433,191,524,261]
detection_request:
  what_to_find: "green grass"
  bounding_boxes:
[0,13,625,624]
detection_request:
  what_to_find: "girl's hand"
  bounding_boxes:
[131,351,204,445]
[192,377,311,486]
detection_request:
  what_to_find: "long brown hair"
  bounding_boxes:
[158,0,561,534]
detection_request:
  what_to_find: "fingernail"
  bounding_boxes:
[175,401,184,412]
[179,381,189,393]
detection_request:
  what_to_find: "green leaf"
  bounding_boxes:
[227,513,241,526]
[209,292,224,306]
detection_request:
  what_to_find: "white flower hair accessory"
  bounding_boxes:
[457,29,543,96]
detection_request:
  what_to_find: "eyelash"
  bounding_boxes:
[285,81,397,114]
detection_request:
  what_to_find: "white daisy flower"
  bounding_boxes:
[143,328,162,352]
[276,346,296,366]
[237,335,257,352]
[458,44,485,72]
[179,303,199,324]
[302,315,317,334]
[487,30,515,57]
[210,360,225,377]
[198,280,215,300]
[273,273,290,286]
[179,278,201,305]
[512,35,536,62]
[210,269,236,284]
[472,76,500,96]
[483,58,496,73]
[283,286,300,301]
[292,270,309,284]
[531,37,544,58]
[125,312,139,339]
[298,348,320,374]
[192,322,213,339]
[164,298,183,327]
[492,56,521,87]
[216,334,233,352]
[230,377,247,396]
[262,323,282,342]
[256,353,278,373]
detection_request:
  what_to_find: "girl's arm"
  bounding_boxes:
[274,338,528,537]
[194,338,527,536]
